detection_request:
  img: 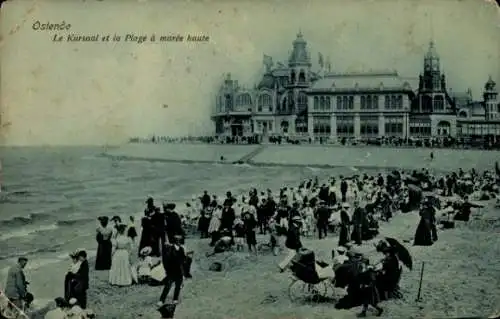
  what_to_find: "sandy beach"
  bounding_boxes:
[1,145,499,318]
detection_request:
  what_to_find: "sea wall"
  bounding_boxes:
[102,143,260,163]
[103,143,499,171]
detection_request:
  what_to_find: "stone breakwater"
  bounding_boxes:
[104,144,499,171]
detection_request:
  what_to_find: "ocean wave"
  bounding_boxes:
[0,212,52,228]
[0,224,59,241]
[56,217,95,227]
[306,166,322,172]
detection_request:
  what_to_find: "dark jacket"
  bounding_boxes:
[4,264,27,299]
[315,206,330,223]
[76,260,89,291]
[165,211,184,236]
[162,244,186,279]
[340,181,348,193]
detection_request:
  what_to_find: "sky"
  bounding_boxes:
[1,0,499,146]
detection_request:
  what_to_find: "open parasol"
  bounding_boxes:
[384,237,413,270]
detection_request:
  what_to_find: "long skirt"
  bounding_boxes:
[109,249,133,286]
[95,239,112,270]
[338,224,350,247]
[413,219,433,246]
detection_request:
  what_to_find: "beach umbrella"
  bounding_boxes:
[384,237,413,270]
[405,176,420,185]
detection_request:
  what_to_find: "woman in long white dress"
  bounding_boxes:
[109,224,134,286]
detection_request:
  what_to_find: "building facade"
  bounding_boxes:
[211,32,500,142]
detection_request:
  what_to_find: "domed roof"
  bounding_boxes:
[258,73,275,89]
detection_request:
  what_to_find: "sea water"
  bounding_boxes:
[0,146,369,297]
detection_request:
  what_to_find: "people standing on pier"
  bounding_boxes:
[95,216,113,271]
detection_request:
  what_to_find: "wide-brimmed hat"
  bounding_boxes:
[116,223,128,232]
[97,216,109,222]
[336,246,347,253]
[69,298,78,306]
[145,197,154,204]
[140,247,152,256]
[163,203,176,210]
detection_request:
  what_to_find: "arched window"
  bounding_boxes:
[373,95,379,109]
[314,97,319,110]
[367,96,372,109]
[397,95,403,109]
[434,95,444,111]
[320,97,325,110]
[349,96,354,109]
[258,94,272,112]
[384,95,390,109]
[422,95,432,112]
[343,96,348,109]
[288,91,294,112]
[337,96,342,109]
[298,92,308,112]
[361,96,366,109]
[290,70,296,84]
[225,94,233,111]
[236,93,251,106]
[281,120,289,134]
[298,71,306,83]
[325,97,331,110]
[391,95,397,108]
[458,110,468,118]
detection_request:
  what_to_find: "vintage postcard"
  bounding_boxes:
[1,0,499,318]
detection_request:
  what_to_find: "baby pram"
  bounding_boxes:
[288,249,338,303]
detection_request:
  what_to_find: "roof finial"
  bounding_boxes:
[297,29,303,38]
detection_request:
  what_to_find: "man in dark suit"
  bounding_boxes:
[4,257,28,310]
[75,250,89,309]
[163,203,185,244]
[340,178,348,202]
[314,200,330,239]
[158,235,186,306]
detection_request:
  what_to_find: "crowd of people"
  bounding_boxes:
[128,134,500,150]
[1,162,498,318]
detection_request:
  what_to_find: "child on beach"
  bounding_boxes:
[233,217,245,251]
[243,212,257,254]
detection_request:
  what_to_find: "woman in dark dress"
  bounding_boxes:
[413,200,435,246]
[139,211,154,256]
[95,216,113,270]
[338,209,351,247]
[64,253,80,302]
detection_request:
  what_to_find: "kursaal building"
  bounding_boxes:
[212,32,500,142]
